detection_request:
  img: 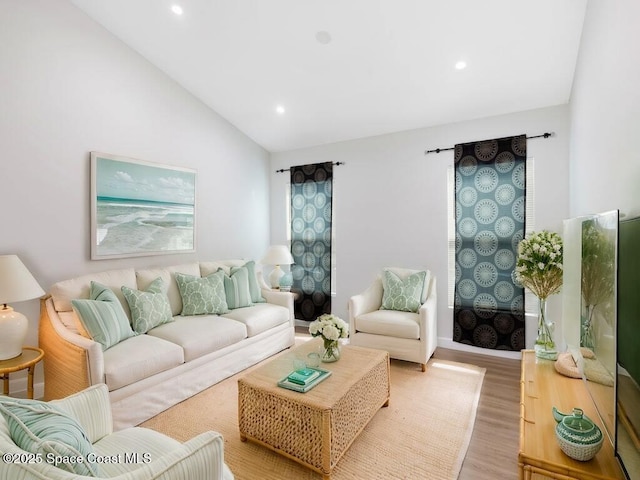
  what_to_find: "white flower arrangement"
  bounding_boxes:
[309,314,349,342]
[515,230,564,300]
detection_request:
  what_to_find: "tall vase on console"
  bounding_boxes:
[515,230,564,360]
[535,297,557,360]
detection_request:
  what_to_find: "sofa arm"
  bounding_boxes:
[39,297,104,401]
[348,276,383,324]
[260,289,294,325]
[113,431,231,480]
[50,384,113,444]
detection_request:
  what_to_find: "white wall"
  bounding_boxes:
[0,0,270,392]
[569,0,640,219]
[270,105,571,356]
[560,0,640,377]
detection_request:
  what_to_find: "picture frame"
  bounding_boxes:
[90,152,196,260]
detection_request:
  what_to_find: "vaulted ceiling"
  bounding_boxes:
[70,0,587,152]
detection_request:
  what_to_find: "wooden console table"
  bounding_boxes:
[519,350,624,480]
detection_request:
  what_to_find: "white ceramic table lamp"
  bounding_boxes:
[0,255,45,360]
[261,245,294,289]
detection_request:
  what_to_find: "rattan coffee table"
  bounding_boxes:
[238,340,390,479]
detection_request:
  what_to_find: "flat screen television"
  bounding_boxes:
[616,216,640,479]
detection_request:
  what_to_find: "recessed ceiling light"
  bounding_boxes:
[315,31,332,45]
[171,5,183,15]
[275,105,286,115]
[455,60,467,70]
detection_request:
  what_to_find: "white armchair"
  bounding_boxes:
[348,268,437,371]
[0,384,234,480]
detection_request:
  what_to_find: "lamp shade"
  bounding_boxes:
[0,255,44,360]
[0,255,44,304]
[261,245,294,266]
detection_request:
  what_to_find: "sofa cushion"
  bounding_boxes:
[200,261,232,276]
[381,269,426,313]
[0,397,101,477]
[103,335,184,391]
[176,271,229,315]
[147,316,247,362]
[72,282,136,351]
[50,267,137,316]
[354,309,420,340]
[136,263,201,316]
[222,303,289,337]
[122,277,174,334]
[222,266,253,309]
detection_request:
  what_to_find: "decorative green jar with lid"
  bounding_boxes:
[552,407,604,461]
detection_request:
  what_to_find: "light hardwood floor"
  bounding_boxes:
[434,347,521,480]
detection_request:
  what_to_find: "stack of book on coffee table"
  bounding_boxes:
[278,367,332,392]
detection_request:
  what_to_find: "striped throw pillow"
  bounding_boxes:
[224,266,254,309]
[72,282,136,350]
[0,397,101,476]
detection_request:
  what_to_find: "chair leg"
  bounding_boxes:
[421,363,426,372]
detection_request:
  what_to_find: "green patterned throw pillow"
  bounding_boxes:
[224,266,254,309]
[122,277,173,333]
[0,397,101,477]
[71,282,136,350]
[176,271,229,315]
[380,269,427,313]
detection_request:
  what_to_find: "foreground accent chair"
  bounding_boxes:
[0,383,234,480]
[348,268,437,371]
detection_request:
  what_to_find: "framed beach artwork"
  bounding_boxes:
[90,152,196,260]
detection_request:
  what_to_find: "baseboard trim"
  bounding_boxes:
[4,379,45,400]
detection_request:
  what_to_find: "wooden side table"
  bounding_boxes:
[0,347,44,399]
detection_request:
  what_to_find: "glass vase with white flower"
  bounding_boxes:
[309,314,349,363]
[514,230,564,360]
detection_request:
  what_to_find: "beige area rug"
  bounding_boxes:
[141,346,485,480]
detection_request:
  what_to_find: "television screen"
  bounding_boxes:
[617,216,640,480]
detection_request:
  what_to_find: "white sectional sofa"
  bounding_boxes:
[39,260,295,430]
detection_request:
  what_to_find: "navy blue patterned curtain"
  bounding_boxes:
[453,135,526,351]
[290,162,333,321]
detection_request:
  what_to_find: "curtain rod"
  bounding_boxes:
[424,132,554,155]
[275,161,345,173]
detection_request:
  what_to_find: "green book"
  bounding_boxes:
[287,368,321,385]
[278,368,332,393]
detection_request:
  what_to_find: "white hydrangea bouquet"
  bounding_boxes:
[309,313,348,362]
[514,230,563,359]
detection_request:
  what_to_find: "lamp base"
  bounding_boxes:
[268,265,284,289]
[0,306,28,361]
